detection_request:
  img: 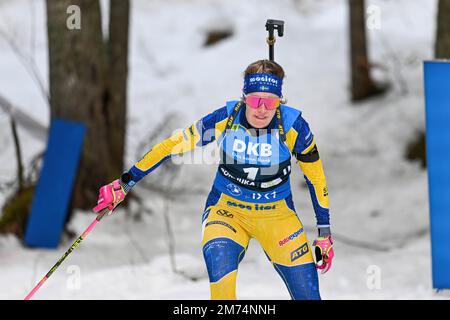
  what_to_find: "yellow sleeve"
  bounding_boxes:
[134,123,201,172]
[287,126,330,226]
[296,140,329,212]
[132,107,229,177]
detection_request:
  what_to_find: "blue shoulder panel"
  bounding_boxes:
[289,110,314,154]
[280,105,302,132]
[196,105,228,146]
[197,106,228,132]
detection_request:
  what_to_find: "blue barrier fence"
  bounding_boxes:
[24,119,85,248]
[424,60,450,289]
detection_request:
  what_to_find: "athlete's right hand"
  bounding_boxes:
[93,179,128,213]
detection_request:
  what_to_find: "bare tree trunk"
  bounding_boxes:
[435,0,450,59]
[409,0,450,170]
[107,0,129,177]
[10,117,24,192]
[46,0,129,211]
[349,0,383,101]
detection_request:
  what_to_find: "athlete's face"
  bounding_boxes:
[244,92,279,129]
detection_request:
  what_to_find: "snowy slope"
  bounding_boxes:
[0,0,448,299]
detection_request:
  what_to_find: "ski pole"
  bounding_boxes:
[24,208,110,300]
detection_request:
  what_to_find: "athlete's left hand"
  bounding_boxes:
[313,234,334,274]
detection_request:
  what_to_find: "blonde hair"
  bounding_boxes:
[244,59,285,79]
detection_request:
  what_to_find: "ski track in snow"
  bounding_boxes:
[0,0,448,299]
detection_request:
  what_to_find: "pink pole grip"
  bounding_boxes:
[93,184,115,213]
[93,180,126,213]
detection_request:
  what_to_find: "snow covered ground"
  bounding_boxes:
[0,0,448,299]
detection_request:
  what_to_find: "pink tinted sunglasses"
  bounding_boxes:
[245,95,280,110]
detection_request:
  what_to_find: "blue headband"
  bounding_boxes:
[243,73,283,97]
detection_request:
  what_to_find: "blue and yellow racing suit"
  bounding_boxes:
[124,101,330,300]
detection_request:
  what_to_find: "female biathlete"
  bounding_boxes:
[93,59,334,300]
